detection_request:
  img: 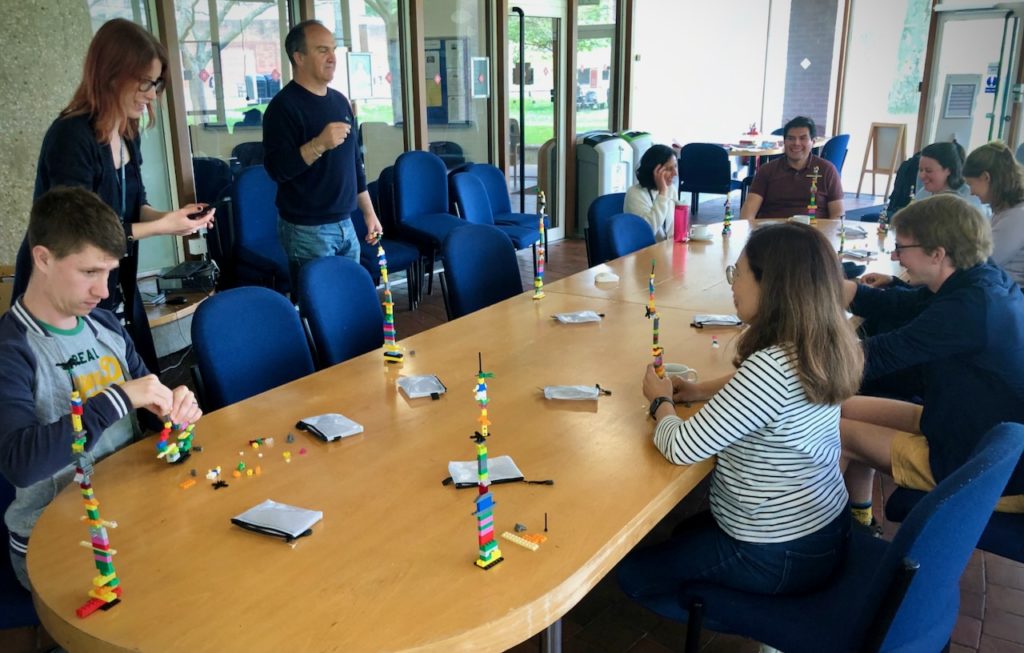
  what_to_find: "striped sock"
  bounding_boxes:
[850,501,873,527]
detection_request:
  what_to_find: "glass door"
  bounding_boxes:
[509,7,566,241]
[922,9,1021,152]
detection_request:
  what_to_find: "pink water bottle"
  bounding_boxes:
[674,202,690,242]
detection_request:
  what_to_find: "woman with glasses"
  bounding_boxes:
[963,140,1024,287]
[11,18,213,371]
[839,194,1024,526]
[619,223,863,599]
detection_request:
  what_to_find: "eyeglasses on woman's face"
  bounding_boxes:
[138,77,166,94]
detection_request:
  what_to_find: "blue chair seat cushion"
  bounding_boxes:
[236,239,289,277]
[631,531,912,652]
[495,224,540,249]
[399,213,465,245]
[494,212,549,229]
[359,238,419,283]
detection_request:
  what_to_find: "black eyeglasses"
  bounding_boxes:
[138,77,166,93]
[726,265,736,285]
[892,243,924,254]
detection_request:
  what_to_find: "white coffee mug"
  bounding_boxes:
[664,363,698,382]
[689,224,711,240]
[790,214,811,225]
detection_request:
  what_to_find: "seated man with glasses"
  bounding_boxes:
[838,194,1024,527]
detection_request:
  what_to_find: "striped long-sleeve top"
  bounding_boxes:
[653,345,848,543]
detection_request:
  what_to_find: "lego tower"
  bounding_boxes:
[378,244,404,364]
[533,190,546,300]
[471,354,503,570]
[646,260,665,378]
[69,391,123,618]
[807,166,822,224]
[722,195,732,236]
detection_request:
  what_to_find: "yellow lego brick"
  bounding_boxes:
[501,531,539,551]
[92,572,117,587]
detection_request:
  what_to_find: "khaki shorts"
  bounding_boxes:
[891,432,1024,513]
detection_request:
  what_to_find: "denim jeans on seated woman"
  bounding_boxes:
[616,509,850,597]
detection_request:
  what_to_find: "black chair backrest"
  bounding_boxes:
[887,153,921,214]
[678,143,731,188]
[231,141,265,169]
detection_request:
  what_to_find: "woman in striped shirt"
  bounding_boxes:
[619,223,864,597]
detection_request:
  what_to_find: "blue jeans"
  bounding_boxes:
[278,217,360,288]
[617,509,850,597]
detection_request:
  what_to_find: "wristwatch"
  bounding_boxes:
[649,396,675,420]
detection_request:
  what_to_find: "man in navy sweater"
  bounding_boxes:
[263,20,383,286]
[839,194,1024,524]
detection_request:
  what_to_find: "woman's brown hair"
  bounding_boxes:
[963,140,1024,212]
[61,18,168,143]
[734,222,864,405]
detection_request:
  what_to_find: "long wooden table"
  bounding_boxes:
[27,220,892,652]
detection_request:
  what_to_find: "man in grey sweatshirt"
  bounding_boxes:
[0,187,202,589]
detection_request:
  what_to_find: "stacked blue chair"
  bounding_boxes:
[0,474,39,632]
[232,165,291,295]
[586,192,626,266]
[465,163,548,232]
[191,286,314,410]
[297,256,383,369]
[677,143,744,215]
[353,184,420,310]
[393,151,466,296]
[440,224,523,320]
[821,134,851,174]
[606,212,656,259]
[619,422,1024,653]
[451,174,540,251]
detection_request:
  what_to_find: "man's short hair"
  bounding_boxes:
[892,194,992,270]
[285,20,326,67]
[783,116,816,140]
[28,187,126,260]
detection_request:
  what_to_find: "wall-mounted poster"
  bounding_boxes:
[471,57,490,98]
[347,52,373,100]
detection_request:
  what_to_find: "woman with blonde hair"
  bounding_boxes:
[964,140,1024,287]
[11,18,214,370]
[619,222,863,598]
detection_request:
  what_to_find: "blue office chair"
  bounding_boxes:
[353,184,420,311]
[677,143,744,216]
[606,212,656,259]
[232,165,291,294]
[465,163,548,232]
[393,151,467,296]
[440,224,523,320]
[885,443,1024,563]
[191,286,315,410]
[451,173,541,251]
[0,474,39,631]
[621,422,1024,653]
[297,256,383,369]
[586,192,626,266]
[821,134,851,174]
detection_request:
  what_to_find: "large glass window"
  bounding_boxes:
[422,0,490,172]
[576,0,615,133]
[316,1,406,182]
[178,1,286,169]
[89,0,178,272]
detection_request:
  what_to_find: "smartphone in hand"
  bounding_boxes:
[187,204,214,220]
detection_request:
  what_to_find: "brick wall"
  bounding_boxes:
[782,0,840,135]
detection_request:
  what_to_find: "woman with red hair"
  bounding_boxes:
[12,18,214,370]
